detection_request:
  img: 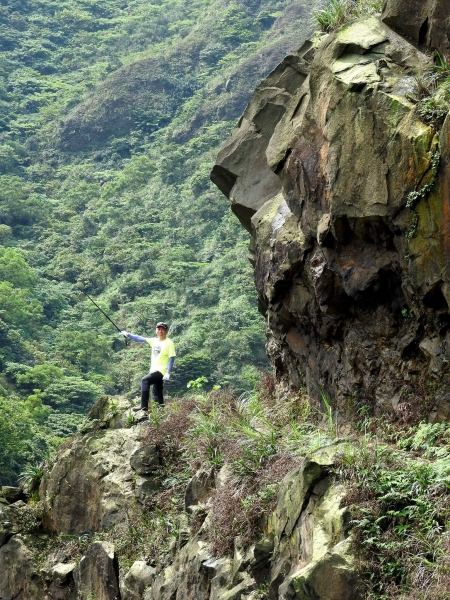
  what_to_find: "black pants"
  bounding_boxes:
[141,371,164,407]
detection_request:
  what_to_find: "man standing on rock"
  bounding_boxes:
[120,322,176,410]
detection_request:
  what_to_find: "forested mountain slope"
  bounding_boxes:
[0,0,317,484]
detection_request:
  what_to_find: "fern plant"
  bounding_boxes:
[18,461,45,492]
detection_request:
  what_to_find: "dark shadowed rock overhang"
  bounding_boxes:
[381,0,450,56]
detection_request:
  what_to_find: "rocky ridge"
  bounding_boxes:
[211,2,450,420]
[0,396,358,600]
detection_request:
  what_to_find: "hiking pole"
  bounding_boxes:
[81,290,128,346]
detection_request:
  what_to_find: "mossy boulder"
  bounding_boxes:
[40,402,148,535]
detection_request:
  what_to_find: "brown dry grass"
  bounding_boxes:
[145,397,196,459]
[139,379,306,558]
[205,452,301,556]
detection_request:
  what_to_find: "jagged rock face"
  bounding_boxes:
[0,535,45,600]
[268,444,357,600]
[212,15,450,418]
[74,541,120,600]
[39,396,158,535]
[382,0,450,56]
[1,486,24,503]
[40,428,139,535]
[121,561,156,600]
[145,442,356,600]
[2,398,357,600]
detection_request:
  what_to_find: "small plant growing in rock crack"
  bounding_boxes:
[406,181,437,209]
[19,461,46,492]
[413,52,450,127]
[321,389,335,432]
[148,399,163,426]
[405,211,419,240]
[206,445,223,468]
[405,151,440,239]
[105,399,120,421]
[250,583,270,599]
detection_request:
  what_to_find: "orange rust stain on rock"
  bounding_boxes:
[286,327,308,356]
[404,154,424,188]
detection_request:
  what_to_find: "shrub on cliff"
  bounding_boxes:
[140,380,327,557]
[413,52,450,127]
[335,420,450,599]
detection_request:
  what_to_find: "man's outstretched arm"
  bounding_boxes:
[120,331,149,343]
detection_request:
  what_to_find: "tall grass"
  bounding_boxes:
[313,0,383,32]
[413,52,450,126]
[141,380,339,556]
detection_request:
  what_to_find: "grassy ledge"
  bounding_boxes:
[312,0,383,33]
[22,379,450,599]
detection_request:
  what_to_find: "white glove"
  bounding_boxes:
[163,372,171,381]
[120,330,129,338]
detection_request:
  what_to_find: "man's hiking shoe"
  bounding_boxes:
[132,405,148,412]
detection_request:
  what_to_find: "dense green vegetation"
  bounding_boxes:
[336,420,450,599]
[0,0,316,484]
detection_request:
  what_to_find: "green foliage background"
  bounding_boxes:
[0,0,316,483]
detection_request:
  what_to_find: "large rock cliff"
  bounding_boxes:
[211,5,450,420]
